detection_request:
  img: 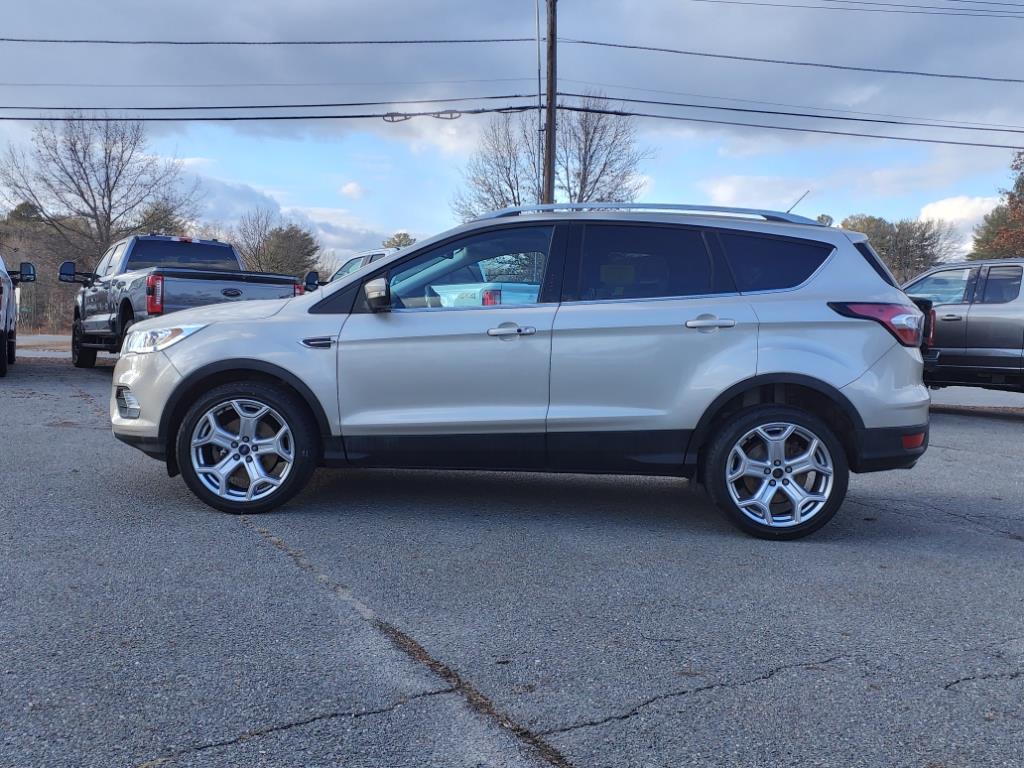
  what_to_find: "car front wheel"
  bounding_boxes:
[704,405,849,540]
[176,381,319,514]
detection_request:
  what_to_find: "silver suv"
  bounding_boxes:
[110,204,930,539]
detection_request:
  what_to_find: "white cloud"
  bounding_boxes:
[699,175,817,210]
[919,195,1000,256]
[283,206,389,254]
[339,181,364,199]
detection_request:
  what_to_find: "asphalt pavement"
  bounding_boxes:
[2,352,1023,768]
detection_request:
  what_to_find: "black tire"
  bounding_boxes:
[117,307,135,351]
[175,381,320,514]
[0,330,8,377]
[72,320,97,368]
[703,405,849,540]
[6,329,14,365]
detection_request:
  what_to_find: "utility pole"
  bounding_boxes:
[541,0,557,204]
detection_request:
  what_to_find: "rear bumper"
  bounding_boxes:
[850,423,929,473]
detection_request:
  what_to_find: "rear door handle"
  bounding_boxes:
[685,317,736,329]
[940,313,962,321]
[487,325,536,337]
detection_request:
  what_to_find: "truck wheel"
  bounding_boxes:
[117,308,135,351]
[7,330,14,364]
[0,331,8,377]
[176,381,319,514]
[72,320,97,369]
[703,405,849,540]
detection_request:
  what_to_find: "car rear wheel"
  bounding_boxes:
[704,405,849,540]
[7,330,15,364]
[72,320,97,368]
[0,331,8,377]
[176,381,319,514]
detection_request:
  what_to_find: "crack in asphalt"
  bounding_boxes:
[944,670,1024,691]
[852,496,1024,543]
[238,518,576,768]
[538,654,851,737]
[134,687,456,767]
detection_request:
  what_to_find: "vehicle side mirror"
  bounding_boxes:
[59,260,92,284]
[13,261,36,284]
[363,277,391,312]
[303,270,320,293]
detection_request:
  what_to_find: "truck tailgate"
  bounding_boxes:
[155,268,297,314]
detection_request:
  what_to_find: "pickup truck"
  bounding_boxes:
[0,253,37,377]
[59,235,300,369]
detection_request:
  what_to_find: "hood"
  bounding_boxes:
[133,297,291,331]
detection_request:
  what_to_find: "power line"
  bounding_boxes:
[0,76,536,89]
[0,36,534,46]
[681,0,1024,17]
[562,77,1024,131]
[816,0,1024,13]
[559,91,1024,134]
[0,93,538,112]
[562,39,1024,84]
[0,105,538,122]
[557,103,1024,149]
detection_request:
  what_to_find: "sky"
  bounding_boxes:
[1,0,1022,262]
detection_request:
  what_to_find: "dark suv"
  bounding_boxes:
[906,259,1024,392]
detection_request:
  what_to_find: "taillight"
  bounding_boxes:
[926,308,936,348]
[146,274,164,315]
[293,284,305,296]
[481,288,501,306]
[828,302,923,347]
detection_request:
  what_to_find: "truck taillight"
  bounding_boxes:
[481,288,501,306]
[828,302,923,347]
[926,308,936,348]
[146,274,164,315]
[293,284,305,296]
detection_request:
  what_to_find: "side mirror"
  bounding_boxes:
[363,277,391,312]
[303,270,320,293]
[58,261,78,283]
[13,261,36,284]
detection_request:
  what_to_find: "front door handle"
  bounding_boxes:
[487,325,536,337]
[685,317,736,329]
[940,313,962,321]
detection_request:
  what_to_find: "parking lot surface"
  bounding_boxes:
[2,353,1023,768]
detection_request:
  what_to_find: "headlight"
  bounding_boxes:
[122,324,206,354]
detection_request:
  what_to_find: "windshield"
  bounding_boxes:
[126,240,240,271]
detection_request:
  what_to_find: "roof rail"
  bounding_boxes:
[474,202,822,226]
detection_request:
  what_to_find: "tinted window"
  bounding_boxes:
[854,242,898,288]
[125,240,240,271]
[906,268,972,306]
[388,226,552,310]
[980,265,1022,304]
[720,232,832,292]
[576,225,716,301]
[103,243,126,275]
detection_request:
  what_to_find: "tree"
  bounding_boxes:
[135,200,190,236]
[971,151,1024,259]
[382,231,416,248]
[231,209,320,277]
[841,214,959,282]
[0,116,199,261]
[452,93,652,221]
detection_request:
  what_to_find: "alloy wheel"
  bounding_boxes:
[190,399,295,503]
[725,421,835,528]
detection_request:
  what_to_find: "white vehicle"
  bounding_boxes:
[110,203,930,539]
[328,248,397,282]
[0,254,36,377]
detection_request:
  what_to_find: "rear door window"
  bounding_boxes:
[575,224,722,301]
[719,232,833,292]
[125,240,240,271]
[979,265,1023,304]
[906,268,974,306]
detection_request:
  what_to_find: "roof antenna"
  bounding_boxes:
[787,189,810,213]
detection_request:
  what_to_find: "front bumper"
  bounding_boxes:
[110,350,183,461]
[850,423,929,473]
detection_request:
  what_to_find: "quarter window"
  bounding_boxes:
[980,265,1022,304]
[906,268,973,306]
[575,225,718,301]
[387,226,552,310]
[719,232,832,292]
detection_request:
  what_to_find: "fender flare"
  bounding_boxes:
[159,358,333,449]
[684,373,865,465]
